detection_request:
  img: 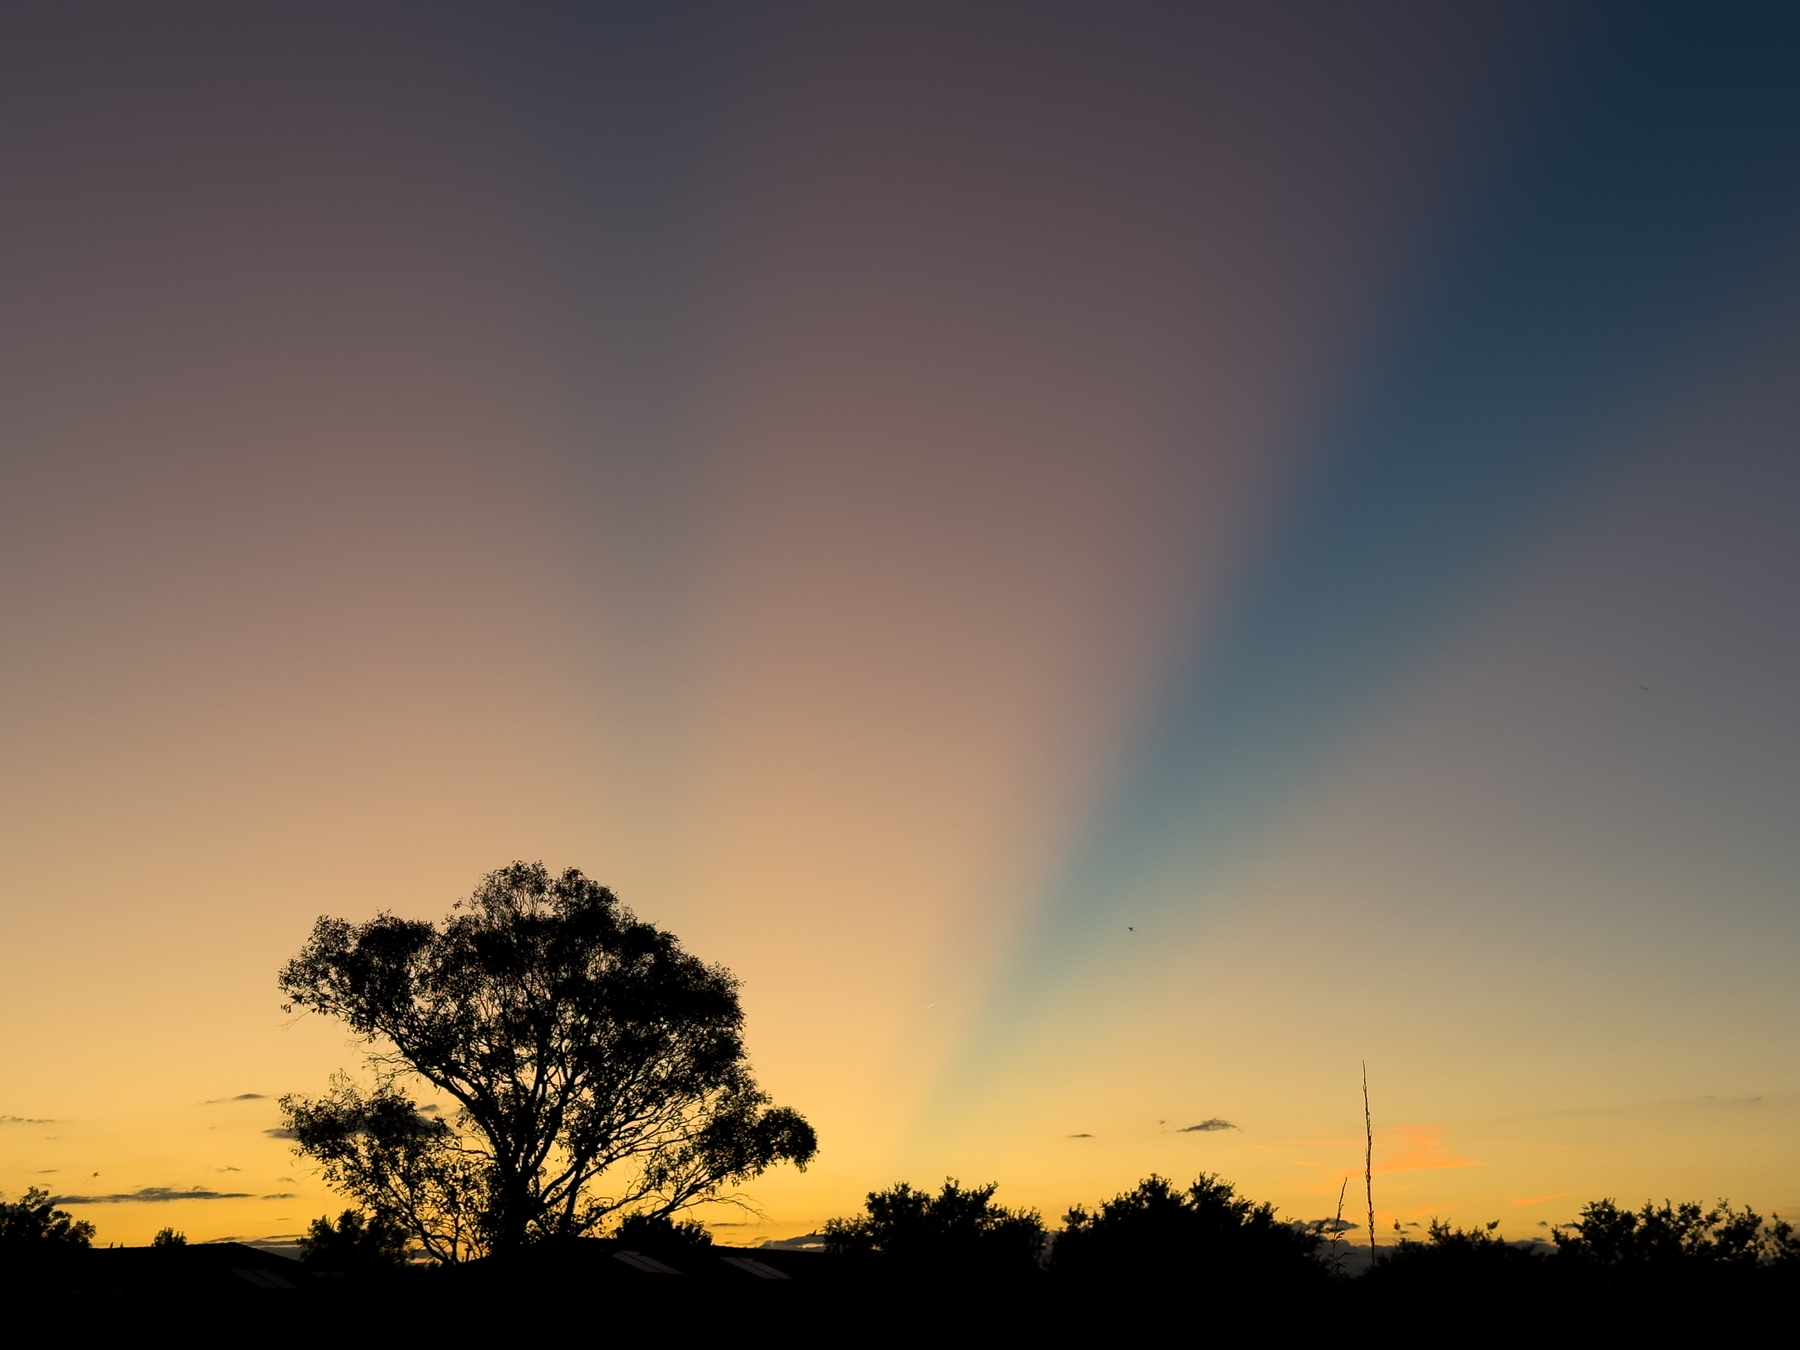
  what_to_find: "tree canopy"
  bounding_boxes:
[300,1208,410,1274]
[0,1189,95,1254]
[823,1179,1047,1277]
[1555,1198,1799,1271]
[1051,1174,1323,1288]
[278,862,817,1259]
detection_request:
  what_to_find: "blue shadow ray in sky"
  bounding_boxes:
[934,2,1800,1109]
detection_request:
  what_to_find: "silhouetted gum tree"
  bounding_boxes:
[278,862,817,1258]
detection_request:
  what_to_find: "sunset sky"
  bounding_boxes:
[2,2,1797,1249]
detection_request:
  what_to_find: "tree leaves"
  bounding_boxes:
[0,1188,96,1253]
[278,862,816,1257]
[823,1179,1047,1277]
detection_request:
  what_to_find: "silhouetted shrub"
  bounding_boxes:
[1547,1197,1800,1316]
[824,1179,1046,1279]
[301,1208,411,1274]
[1363,1217,1548,1302]
[1356,1200,1800,1325]
[0,1189,95,1254]
[150,1226,187,1247]
[613,1211,715,1256]
[1051,1174,1324,1293]
[1554,1197,1795,1273]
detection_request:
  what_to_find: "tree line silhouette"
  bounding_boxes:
[4,863,1794,1327]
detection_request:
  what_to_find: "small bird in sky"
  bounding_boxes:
[1127,926,1135,932]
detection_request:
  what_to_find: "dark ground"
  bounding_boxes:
[4,1237,1792,1343]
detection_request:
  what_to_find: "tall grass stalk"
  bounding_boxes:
[1362,1062,1375,1262]
[1328,1177,1349,1274]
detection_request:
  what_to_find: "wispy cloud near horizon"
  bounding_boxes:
[50,1186,255,1205]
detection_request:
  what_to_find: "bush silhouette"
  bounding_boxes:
[1555,1197,1799,1275]
[613,1211,715,1255]
[1362,1216,1546,1302]
[824,1179,1046,1278]
[300,1208,410,1274]
[1051,1174,1323,1292]
[150,1226,187,1248]
[1353,1198,1800,1327]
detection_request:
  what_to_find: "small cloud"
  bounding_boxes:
[50,1186,253,1204]
[277,1177,294,1183]
[1509,1192,1566,1207]
[419,1104,439,1114]
[205,1093,270,1104]
[264,1127,298,1140]
[759,1231,828,1251]
[260,1193,297,1200]
[1067,1133,1095,1138]
[1376,1125,1479,1175]
[1,1116,55,1125]
[216,1167,242,1173]
[1179,1118,1239,1133]
[34,1169,59,1174]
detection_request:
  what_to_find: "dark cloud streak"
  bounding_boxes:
[50,1186,254,1204]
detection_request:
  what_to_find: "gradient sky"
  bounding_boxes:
[2,2,1797,1249]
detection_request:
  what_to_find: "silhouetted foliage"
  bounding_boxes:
[613,1211,715,1256]
[0,1189,95,1253]
[1555,1197,1799,1272]
[1052,1174,1323,1290]
[1365,1216,1546,1295]
[278,862,816,1259]
[283,1075,486,1263]
[1351,1199,1800,1327]
[149,1226,187,1248]
[300,1208,411,1274]
[824,1179,1046,1278]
